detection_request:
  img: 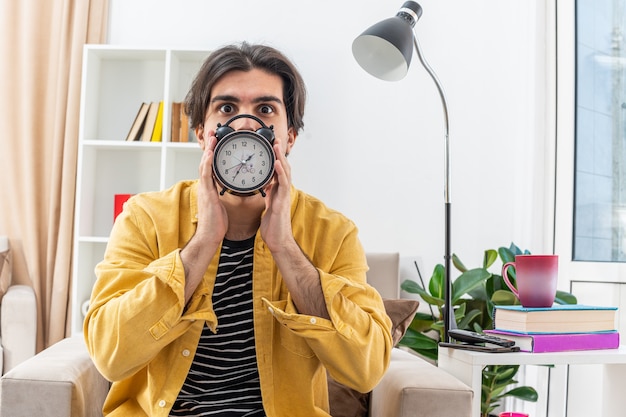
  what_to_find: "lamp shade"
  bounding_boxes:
[352,1,422,81]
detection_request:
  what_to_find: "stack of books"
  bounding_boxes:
[484,304,620,353]
[125,101,164,142]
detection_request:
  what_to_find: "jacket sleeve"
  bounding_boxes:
[83,196,217,382]
[263,222,393,393]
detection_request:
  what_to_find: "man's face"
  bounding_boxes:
[197,68,296,157]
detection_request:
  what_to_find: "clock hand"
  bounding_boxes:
[226,162,243,171]
[231,164,244,181]
[226,153,254,172]
[229,153,256,180]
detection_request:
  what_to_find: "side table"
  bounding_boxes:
[438,345,626,417]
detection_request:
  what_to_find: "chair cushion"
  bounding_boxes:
[0,337,110,417]
[328,298,419,417]
[369,348,473,417]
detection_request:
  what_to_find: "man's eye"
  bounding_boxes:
[220,104,234,113]
[259,105,274,114]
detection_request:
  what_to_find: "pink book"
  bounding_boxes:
[484,329,620,353]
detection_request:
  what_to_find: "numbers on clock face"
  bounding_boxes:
[213,131,275,194]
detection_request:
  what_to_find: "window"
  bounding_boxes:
[574,0,626,261]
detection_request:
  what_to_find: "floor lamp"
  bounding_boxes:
[352,1,455,342]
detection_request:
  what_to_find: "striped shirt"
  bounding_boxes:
[170,236,265,416]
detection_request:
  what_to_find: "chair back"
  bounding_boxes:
[0,236,11,299]
[365,252,400,299]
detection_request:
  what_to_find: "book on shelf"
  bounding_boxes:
[140,102,161,142]
[113,194,133,221]
[150,101,164,142]
[493,304,618,334]
[484,329,620,353]
[170,101,192,142]
[180,106,190,142]
[125,102,149,141]
[171,102,181,142]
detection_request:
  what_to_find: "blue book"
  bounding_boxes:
[493,304,618,334]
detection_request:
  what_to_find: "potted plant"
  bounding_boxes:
[398,243,577,417]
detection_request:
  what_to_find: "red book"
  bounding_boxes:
[484,329,620,353]
[114,194,133,221]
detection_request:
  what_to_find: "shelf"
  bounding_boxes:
[72,45,210,334]
[80,48,167,142]
[82,140,164,149]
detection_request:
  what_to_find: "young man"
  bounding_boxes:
[84,42,393,417]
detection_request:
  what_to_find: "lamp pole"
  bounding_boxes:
[411,34,454,342]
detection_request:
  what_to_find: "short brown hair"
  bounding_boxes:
[184,42,307,133]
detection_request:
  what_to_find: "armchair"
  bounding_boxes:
[0,252,472,417]
[365,253,473,417]
[0,236,37,375]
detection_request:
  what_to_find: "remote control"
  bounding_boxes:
[448,329,516,348]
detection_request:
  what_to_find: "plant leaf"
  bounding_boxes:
[483,249,498,269]
[501,386,538,402]
[509,242,524,255]
[498,246,516,263]
[410,312,439,333]
[398,328,439,361]
[555,290,578,305]
[490,385,507,398]
[452,253,468,272]
[491,290,519,305]
[414,311,438,321]
[400,279,424,294]
[452,268,491,302]
[453,301,467,317]
[400,280,444,306]
[494,366,518,382]
[399,328,438,349]
[457,308,482,329]
[429,264,445,299]
[423,293,445,307]
[467,284,489,302]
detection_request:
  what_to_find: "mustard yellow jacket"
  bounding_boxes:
[84,181,393,417]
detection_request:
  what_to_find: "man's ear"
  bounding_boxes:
[195,125,205,149]
[285,127,297,156]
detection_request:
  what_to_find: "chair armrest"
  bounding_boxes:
[370,348,473,417]
[0,336,109,417]
[1,285,37,373]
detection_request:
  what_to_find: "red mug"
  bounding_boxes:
[502,255,558,308]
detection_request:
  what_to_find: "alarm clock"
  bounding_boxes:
[213,114,276,197]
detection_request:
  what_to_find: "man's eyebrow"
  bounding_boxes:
[210,95,283,104]
[211,95,239,103]
[253,95,283,104]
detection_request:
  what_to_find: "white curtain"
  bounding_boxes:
[0,0,109,349]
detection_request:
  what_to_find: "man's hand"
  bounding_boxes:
[195,133,228,241]
[180,131,227,303]
[260,138,294,253]
[261,140,329,319]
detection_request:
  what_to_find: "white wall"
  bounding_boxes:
[107,0,554,279]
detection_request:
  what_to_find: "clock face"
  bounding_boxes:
[213,130,275,195]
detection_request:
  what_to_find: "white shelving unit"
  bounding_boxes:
[71,46,208,334]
